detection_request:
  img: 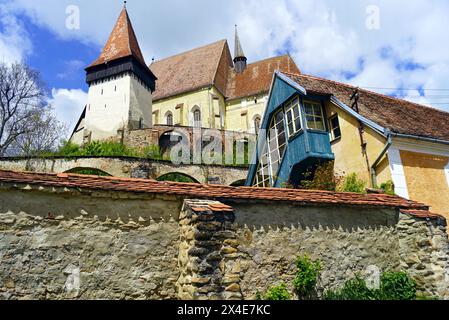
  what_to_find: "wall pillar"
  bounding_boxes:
[177,200,242,300]
[398,210,449,299]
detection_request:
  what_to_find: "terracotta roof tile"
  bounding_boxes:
[150,40,228,101]
[89,7,147,68]
[283,72,449,141]
[0,170,431,213]
[226,55,300,101]
[149,40,301,102]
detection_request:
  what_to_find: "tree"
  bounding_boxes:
[0,62,65,156]
[8,106,67,157]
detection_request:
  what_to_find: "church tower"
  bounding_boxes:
[82,5,156,143]
[233,25,247,74]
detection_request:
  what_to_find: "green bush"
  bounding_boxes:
[324,275,375,300]
[264,282,291,300]
[293,255,321,299]
[55,140,82,156]
[299,161,343,191]
[324,271,417,300]
[340,173,366,193]
[379,271,416,300]
[380,180,395,195]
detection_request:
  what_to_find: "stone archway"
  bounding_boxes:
[230,179,246,187]
[157,172,200,184]
[158,130,189,158]
[64,167,112,176]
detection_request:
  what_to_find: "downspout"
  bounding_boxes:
[370,133,392,188]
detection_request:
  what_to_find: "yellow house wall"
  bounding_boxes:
[225,95,267,133]
[400,150,449,218]
[152,87,222,128]
[326,101,391,185]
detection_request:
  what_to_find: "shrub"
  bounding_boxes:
[379,271,416,300]
[340,173,366,193]
[55,140,81,156]
[299,161,343,192]
[293,255,321,299]
[324,271,417,300]
[324,275,375,300]
[380,180,395,195]
[264,282,291,300]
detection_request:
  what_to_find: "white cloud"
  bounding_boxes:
[49,88,88,137]
[3,0,449,114]
[0,13,32,63]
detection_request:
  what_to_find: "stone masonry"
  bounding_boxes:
[0,177,448,300]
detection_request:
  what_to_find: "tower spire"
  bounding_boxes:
[234,25,247,74]
[88,5,146,68]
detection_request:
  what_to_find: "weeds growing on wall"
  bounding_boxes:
[324,271,417,300]
[47,140,248,166]
[293,255,322,299]
[379,180,395,195]
[262,282,291,301]
[339,173,367,193]
[51,141,163,159]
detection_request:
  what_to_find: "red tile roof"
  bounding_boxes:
[0,170,431,211]
[226,55,300,101]
[150,40,229,101]
[283,72,449,141]
[89,7,147,68]
[149,40,301,102]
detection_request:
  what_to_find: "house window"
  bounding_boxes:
[285,97,302,137]
[329,114,341,141]
[192,107,201,128]
[166,112,173,126]
[254,115,261,134]
[304,101,325,131]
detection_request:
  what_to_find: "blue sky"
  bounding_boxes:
[1,0,449,134]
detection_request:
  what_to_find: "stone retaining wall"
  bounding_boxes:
[0,186,448,300]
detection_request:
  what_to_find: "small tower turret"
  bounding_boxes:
[233,25,247,74]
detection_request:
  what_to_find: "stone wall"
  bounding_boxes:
[0,188,183,300]
[229,202,449,299]
[0,185,448,300]
[0,157,248,186]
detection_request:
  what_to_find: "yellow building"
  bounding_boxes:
[247,71,449,219]
[149,28,300,133]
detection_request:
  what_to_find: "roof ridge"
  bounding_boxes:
[211,40,229,89]
[150,39,227,66]
[246,54,291,67]
[296,73,449,116]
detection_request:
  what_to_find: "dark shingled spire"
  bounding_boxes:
[234,25,247,74]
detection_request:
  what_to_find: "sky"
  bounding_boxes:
[1,0,449,135]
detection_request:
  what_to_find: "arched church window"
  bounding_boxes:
[192,107,201,128]
[165,112,173,126]
[254,115,261,134]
